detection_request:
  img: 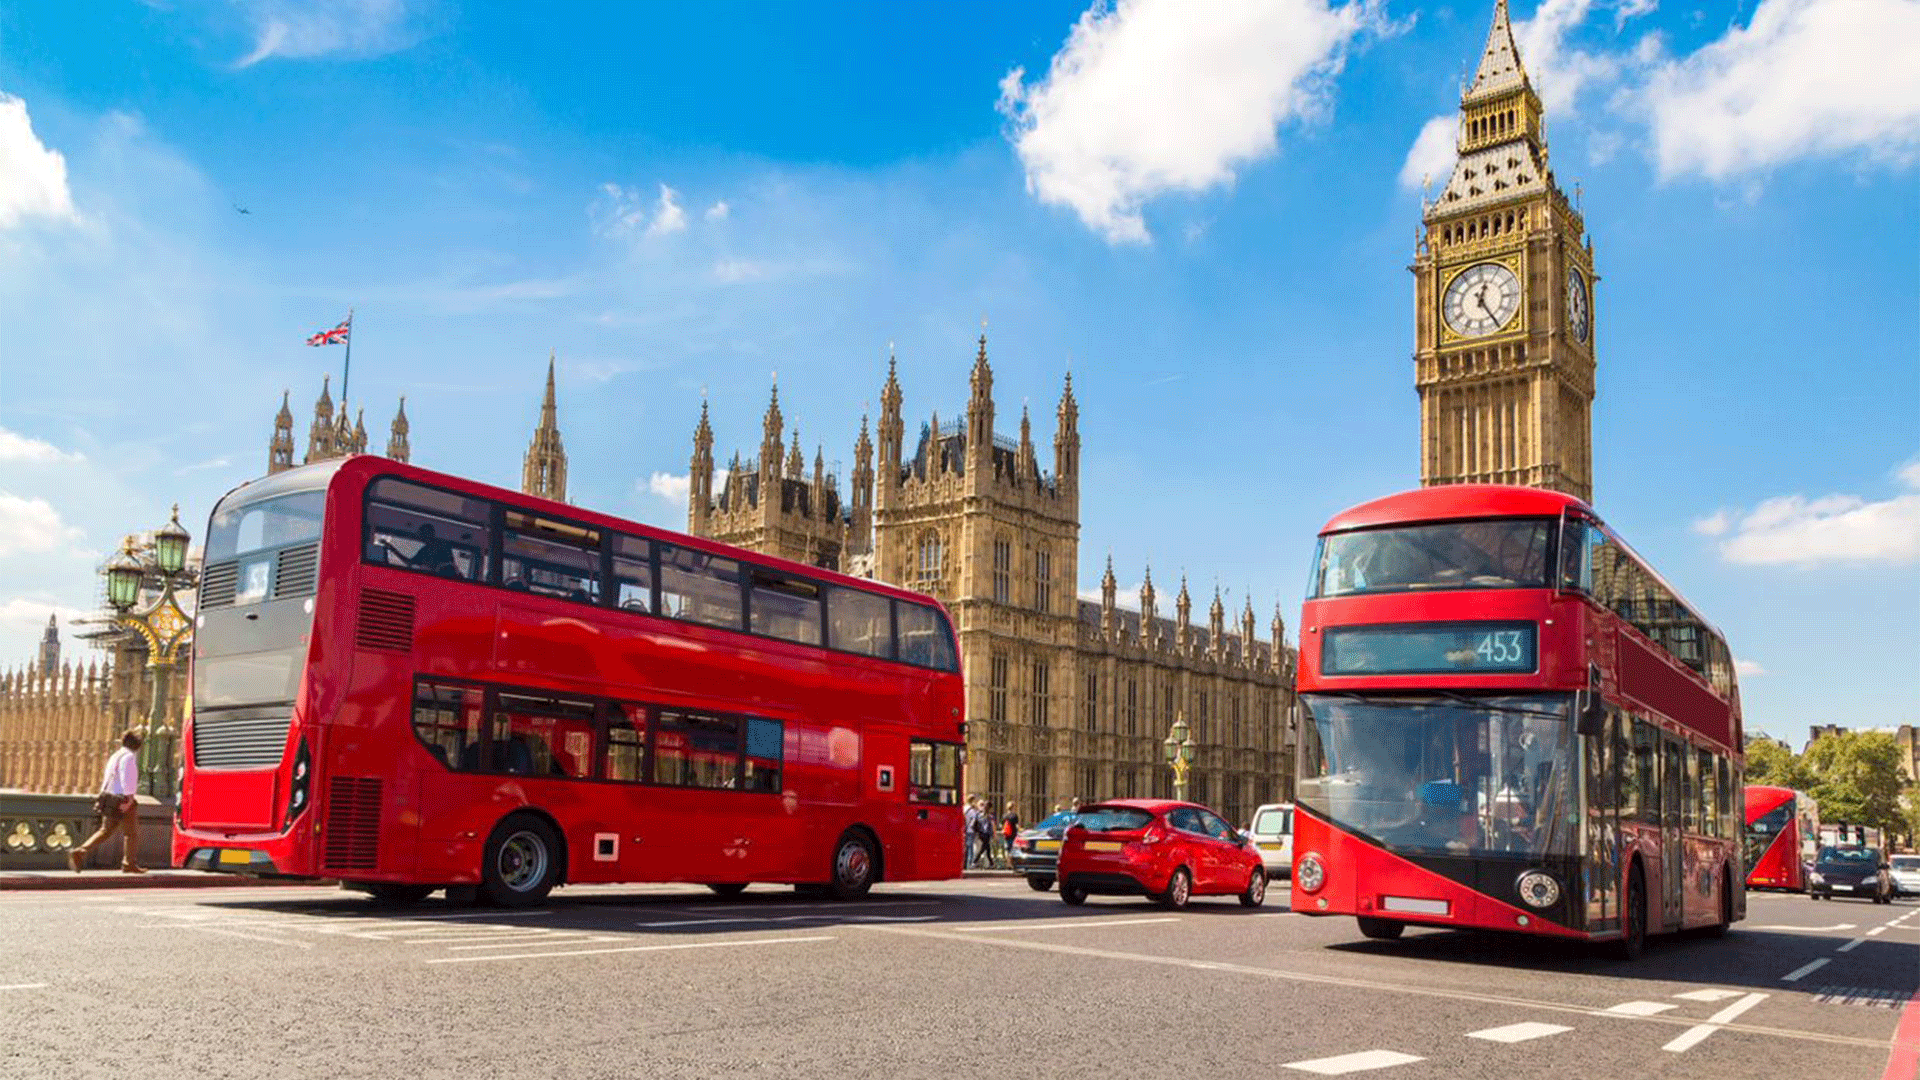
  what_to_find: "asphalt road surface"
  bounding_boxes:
[2,878,1913,1080]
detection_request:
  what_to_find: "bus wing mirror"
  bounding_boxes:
[1575,664,1604,737]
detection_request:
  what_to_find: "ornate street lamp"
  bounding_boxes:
[97,507,198,798]
[1163,713,1195,802]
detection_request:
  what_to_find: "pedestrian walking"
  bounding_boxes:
[971,796,994,868]
[1000,801,1020,868]
[963,795,983,868]
[69,729,146,874]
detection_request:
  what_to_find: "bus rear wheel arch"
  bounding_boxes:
[481,812,563,907]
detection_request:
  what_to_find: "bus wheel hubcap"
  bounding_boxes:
[838,842,869,886]
[500,831,547,891]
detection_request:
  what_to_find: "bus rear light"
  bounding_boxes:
[1296,852,1326,893]
[285,738,312,826]
[1516,870,1560,908]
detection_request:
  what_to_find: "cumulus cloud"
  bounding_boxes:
[645,184,687,237]
[1694,458,1920,567]
[0,427,84,464]
[1398,115,1457,192]
[999,0,1388,243]
[0,93,78,230]
[0,493,84,557]
[592,182,693,241]
[1640,0,1920,180]
[1735,658,1767,677]
[705,200,731,222]
[234,0,434,67]
[646,471,691,506]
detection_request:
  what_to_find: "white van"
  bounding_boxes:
[1247,802,1294,879]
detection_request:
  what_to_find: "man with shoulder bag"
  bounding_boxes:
[69,729,147,874]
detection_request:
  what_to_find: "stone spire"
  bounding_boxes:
[1464,0,1529,105]
[966,331,994,461]
[1018,404,1035,479]
[850,412,874,552]
[1241,595,1258,665]
[269,390,295,474]
[1209,586,1226,658]
[1100,554,1117,638]
[1175,575,1192,652]
[761,379,785,482]
[1139,565,1157,646]
[386,397,410,463]
[522,351,568,502]
[1054,370,1079,489]
[305,375,335,463]
[352,408,367,453]
[1271,603,1289,674]
[37,614,59,675]
[786,428,805,480]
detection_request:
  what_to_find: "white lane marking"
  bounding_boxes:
[1467,1022,1572,1043]
[1602,1001,1677,1016]
[425,933,835,964]
[1749,923,1857,932]
[633,914,936,928]
[403,931,599,946]
[1867,928,1888,936]
[446,936,628,950]
[0,983,48,991]
[1782,959,1830,982]
[1662,992,1769,1053]
[1837,938,1867,953]
[1283,1050,1424,1075]
[1674,989,1744,1002]
[953,917,1181,933]
[183,925,315,949]
[663,900,940,913]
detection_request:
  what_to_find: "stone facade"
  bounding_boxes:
[268,377,410,475]
[690,337,1297,827]
[1414,0,1596,503]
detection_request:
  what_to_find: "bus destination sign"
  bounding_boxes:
[1322,622,1537,676]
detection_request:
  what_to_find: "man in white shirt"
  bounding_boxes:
[68,729,147,873]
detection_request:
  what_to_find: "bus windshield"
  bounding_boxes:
[1744,801,1790,869]
[1313,518,1555,597]
[1297,692,1576,860]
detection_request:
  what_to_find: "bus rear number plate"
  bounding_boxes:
[1381,895,1449,916]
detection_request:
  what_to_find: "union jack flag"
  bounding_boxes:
[305,315,351,347]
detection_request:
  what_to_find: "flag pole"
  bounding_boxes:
[341,308,354,404]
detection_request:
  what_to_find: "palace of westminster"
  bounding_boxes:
[4,2,1599,830]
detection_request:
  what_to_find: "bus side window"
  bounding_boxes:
[909,741,961,804]
[655,710,743,789]
[1632,719,1657,826]
[365,479,493,583]
[611,534,654,613]
[826,586,892,659]
[604,703,649,783]
[501,512,601,604]
[658,546,745,631]
[895,601,958,672]
[413,681,485,772]
[749,571,823,646]
[744,717,783,792]
[492,691,596,779]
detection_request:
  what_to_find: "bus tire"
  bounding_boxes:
[1027,875,1054,892]
[828,830,877,900]
[1615,865,1647,961]
[481,814,560,907]
[706,883,748,898]
[1356,916,1403,940]
[360,883,435,905]
[1156,867,1192,910]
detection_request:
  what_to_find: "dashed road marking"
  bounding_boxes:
[424,933,835,964]
[1784,959,1832,983]
[1839,938,1868,953]
[1662,992,1768,1053]
[1602,1001,1677,1016]
[182,925,314,949]
[1283,1050,1424,1075]
[952,917,1181,932]
[0,983,48,991]
[1750,923,1857,932]
[1674,989,1744,1002]
[1467,1022,1571,1043]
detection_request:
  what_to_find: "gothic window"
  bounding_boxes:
[1080,765,1098,804]
[1033,548,1051,614]
[917,531,942,586]
[1125,677,1139,736]
[1084,670,1098,732]
[1197,690,1209,744]
[992,536,1011,604]
[988,652,1009,723]
[1029,660,1050,727]
[1028,763,1049,811]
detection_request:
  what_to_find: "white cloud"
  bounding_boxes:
[1640,0,1920,180]
[1398,115,1457,191]
[1699,458,1920,567]
[712,259,769,283]
[175,456,233,475]
[234,0,432,67]
[645,184,687,237]
[0,493,85,557]
[646,471,691,506]
[1735,658,1767,677]
[0,427,84,464]
[998,0,1386,244]
[592,182,692,241]
[0,93,78,230]
[705,200,731,222]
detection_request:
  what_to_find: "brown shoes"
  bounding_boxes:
[120,865,147,874]
[67,851,84,873]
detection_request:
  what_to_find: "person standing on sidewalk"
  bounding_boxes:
[69,730,146,874]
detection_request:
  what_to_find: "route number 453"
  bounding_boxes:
[1476,631,1527,665]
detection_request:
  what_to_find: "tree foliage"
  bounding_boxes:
[1801,730,1909,845]
[1744,737,1813,789]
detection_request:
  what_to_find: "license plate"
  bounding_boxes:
[218,849,252,865]
[1035,840,1060,852]
[1084,841,1123,853]
[1256,842,1283,851]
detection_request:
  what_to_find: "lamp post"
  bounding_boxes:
[101,506,197,798]
[1162,713,1195,802]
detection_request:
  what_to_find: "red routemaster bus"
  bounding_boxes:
[174,456,966,905]
[1744,785,1818,891]
[1292,485,1744,959]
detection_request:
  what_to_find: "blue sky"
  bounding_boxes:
[0,0,1914,745]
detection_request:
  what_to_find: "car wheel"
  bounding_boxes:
[1156,868,1192,910]
[1356,916,1403,940]
[1061,881,1088,906]
[1240,866,1267,908]
[1615,865,1647,961]
[481,814,560,908]
[828,830,877,900]
[1028,875,1054,892]
[706,883,748,898]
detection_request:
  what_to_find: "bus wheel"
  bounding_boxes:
[361,883,435,905]
[1027,875,1054,892]
[828,831,877,900]
[1615,867,1647,961]
[1356,916,1403,940]
[482,815,560,907]
[1156,868,1192,910]
[706,883,748,898]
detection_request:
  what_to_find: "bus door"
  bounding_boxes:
[1658,734,1685,932]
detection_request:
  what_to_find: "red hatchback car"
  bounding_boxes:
[1056,800,1267,909]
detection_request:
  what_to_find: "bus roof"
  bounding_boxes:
[1320,484,1595,534]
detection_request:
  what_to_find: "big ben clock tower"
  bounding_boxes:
[1414,0,1595,502]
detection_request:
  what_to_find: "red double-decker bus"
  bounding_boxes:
[1744,785,1818,891]
[1292,485,1744,959]
[174,456,966,905]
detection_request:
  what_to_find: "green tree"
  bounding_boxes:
[1803,730,1908,844]
[1744,736,1813,789]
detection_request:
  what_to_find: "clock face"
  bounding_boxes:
[1443,262,1522,337]
[1566,267,1590,344]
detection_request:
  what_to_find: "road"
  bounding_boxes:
[1,878,1913,1080]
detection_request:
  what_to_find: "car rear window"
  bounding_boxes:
[1252,807,1292,835]
[1076,807,1154,832]
[1893,856,1920,870]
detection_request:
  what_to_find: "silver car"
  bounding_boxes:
[1009,811,1077,891]
[1889,854,1920,897]
[1247,802,1294,880]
